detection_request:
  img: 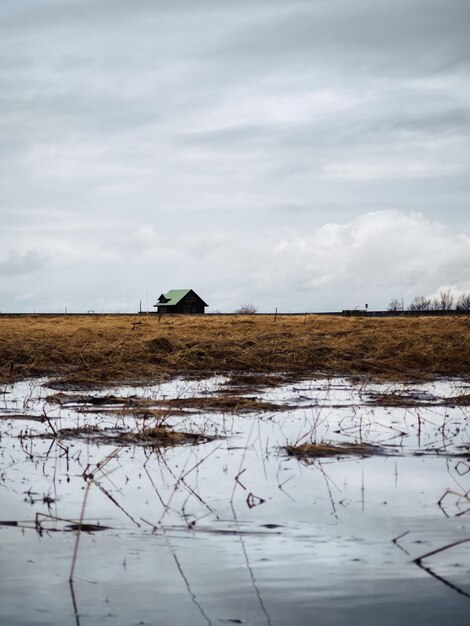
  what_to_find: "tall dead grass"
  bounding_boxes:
[0,314,468,385]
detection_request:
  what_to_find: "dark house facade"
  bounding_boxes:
[153,289,208,314]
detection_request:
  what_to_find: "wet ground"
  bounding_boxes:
[1,375,469,625]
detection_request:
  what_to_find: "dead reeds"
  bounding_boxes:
[0,313,469,385]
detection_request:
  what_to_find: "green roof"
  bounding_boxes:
[154,289,191,307]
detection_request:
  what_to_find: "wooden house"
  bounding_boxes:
[153,289,208,314]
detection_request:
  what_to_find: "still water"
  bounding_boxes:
[1,376,469,625]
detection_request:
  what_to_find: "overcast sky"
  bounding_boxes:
[1,0,469,313]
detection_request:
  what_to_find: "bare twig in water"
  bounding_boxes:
[318,460,340,519]
[391,530,410,555]
[172,550,213,625]
[231,416,256,502]
[69,580,81,626]
[413,537,470,564]
[230,503,273,626]
[413,538,470,600]
[70,447,121,582]
[246,492,265,509]
[69,481,92,582]
[437,488,470,518]
[158,445,221,525]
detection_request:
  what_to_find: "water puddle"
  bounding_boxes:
[0,376,469,625]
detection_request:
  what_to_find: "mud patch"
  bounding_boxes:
[33,424,215,447]
[0,413,47,422]
[45,392,287,414]
[284,441,390,458]
[367,390,440,407]
[367,391,470,407]
[220,373,302,394]
[45,392,142,407]
[161,395,286,413]
[445,394,470,406]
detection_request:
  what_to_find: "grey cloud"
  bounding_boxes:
[362,108,470,139]
[214,0,470,77]
[180,125,274,148]
[0,249,48,276]
[178,103,470,156]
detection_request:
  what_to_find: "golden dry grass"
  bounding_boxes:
[0,313,469,385]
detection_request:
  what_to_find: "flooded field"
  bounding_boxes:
[1,375,469,625]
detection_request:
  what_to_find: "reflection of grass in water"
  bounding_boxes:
[1,313,469,385]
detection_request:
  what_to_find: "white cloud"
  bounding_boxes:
[261,210,470,309]
[0,210,468,312]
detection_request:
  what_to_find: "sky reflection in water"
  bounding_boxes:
[0,376,469,625]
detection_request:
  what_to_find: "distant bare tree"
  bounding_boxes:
[432,289,455,311]
[409,296,432,311]
[235,303,257,314]
[456,293,470,311]
[387,298,403,312]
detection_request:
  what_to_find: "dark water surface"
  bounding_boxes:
[1,377,469,625]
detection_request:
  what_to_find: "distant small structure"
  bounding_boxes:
[153,289,208,315]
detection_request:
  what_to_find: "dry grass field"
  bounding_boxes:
[0,313,469,386]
